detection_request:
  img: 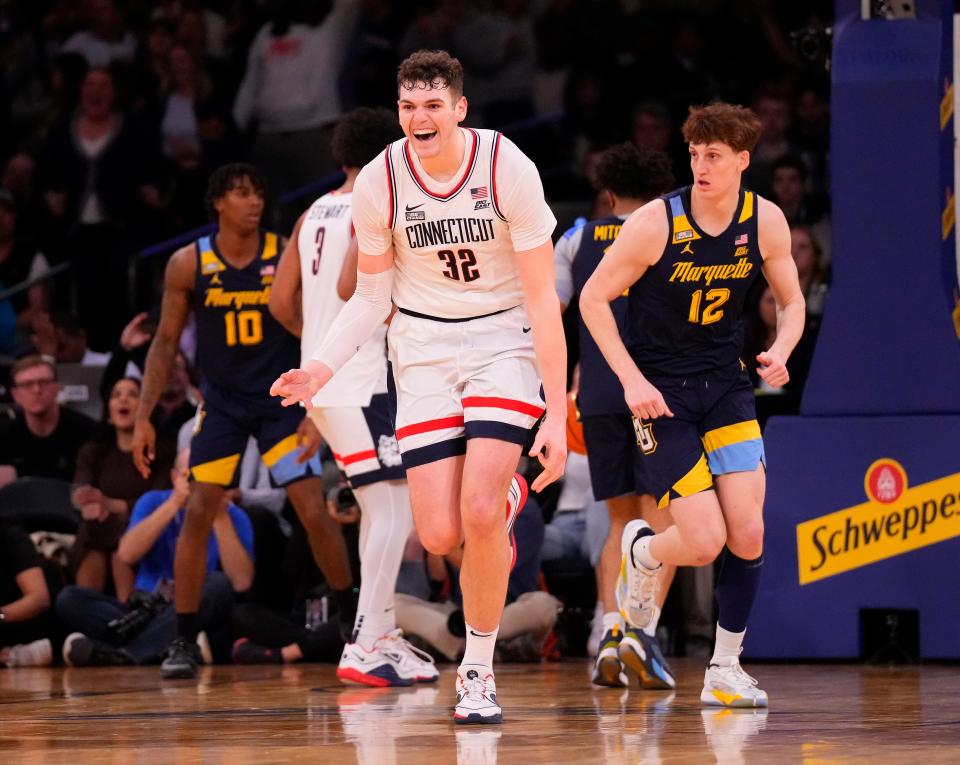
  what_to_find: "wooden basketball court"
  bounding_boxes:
[2,659,958,763]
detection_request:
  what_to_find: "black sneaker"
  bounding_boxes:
[160,637,202,679]
[63,632,134,667]
[232,637,282,664]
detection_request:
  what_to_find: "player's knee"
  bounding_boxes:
[728,519,764,559]
[460,495,503,538]
[689,528,727,566]
[419,527,459,556]
[184,488,221,527]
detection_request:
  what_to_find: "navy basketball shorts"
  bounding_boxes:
[308,393,406,488]
[189,391,321,488]
[635,362,765,509]
[581,413,655,501]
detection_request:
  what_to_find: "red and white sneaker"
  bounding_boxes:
[506,473,528,570]
[454,665,502,724]
[336,629,438,687]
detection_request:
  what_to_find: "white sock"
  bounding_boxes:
[632,533,662,570]
[601,611,624,634]
[711,623,746,666]
[642,605,662,638]
[461,622,499,670]
[351,480,412,649]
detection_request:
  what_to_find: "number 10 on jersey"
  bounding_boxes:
[224,310,263,346]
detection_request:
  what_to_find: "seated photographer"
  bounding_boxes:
[230,475,359,665]
[55,449,254,666]
[0,520,53,667]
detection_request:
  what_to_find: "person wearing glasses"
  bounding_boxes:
[0,355,96,488]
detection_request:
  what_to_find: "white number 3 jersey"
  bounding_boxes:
[352,128,557,319]
[298,190,388,407]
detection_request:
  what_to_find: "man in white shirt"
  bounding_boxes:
[271,50,567,724]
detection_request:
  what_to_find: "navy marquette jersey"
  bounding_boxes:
[627,186,762,375]
[564,215,632,416]
[193,231,300,404]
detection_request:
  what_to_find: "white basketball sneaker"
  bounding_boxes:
[701,661,769,708]
[615,519,660,629]
[377,629,439,683]
[454,665,502,724]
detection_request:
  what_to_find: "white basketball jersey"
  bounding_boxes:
[381,128,552,319]
[298,190,387,407]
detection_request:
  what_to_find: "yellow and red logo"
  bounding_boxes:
[796,459,960,585]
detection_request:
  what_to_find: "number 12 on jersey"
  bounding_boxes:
[687,288,730,326]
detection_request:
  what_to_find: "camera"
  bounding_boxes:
[790,25,833,69]
[107,590,168,641]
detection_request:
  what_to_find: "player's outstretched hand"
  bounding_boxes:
[528,413,566,492]
[295,416,323,463]
[269,362,332,410]
[132,419,156,479]
[624,374,674,420]
[756,350,789,388]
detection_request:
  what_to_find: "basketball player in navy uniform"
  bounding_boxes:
[132,164,355,679]
[555,143,676,690]
[580,104,805,707]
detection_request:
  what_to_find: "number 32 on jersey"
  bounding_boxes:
[438,248,480,282]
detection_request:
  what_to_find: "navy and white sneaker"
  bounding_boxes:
[454,665,502,724]
[337,639,414,687]
[618,627,676,690]
[592,627,628,688]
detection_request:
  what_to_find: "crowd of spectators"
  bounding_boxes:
[0,0,833,668]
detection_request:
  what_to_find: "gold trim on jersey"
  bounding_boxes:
[191,453,241,486]
[261,231,279,260]
[738,191,754,223]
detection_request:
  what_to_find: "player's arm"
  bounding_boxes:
[516,239,568,491]
[133,247,194,477]
[337,236,359,301]
[579,202,674,419]
[758,197,806,387]
[553,226,580,313]
[269,212,305,336]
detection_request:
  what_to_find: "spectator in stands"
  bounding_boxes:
[60,0,137,68]
[71,377,171,600]
[40,65,165,349]
[0,356,96,488]
[454,0,538,128]
[56,447,252,666]
[0,189,51,355]
[232,1,359,206]
[0,520,53,668]
[31,312,110,366]
[161,42,239,229]
[743,86,798,196]
[770,155,831,265]
[790,224,828,321]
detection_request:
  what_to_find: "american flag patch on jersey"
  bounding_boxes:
[470,186,488,200]
[735,234,748,245]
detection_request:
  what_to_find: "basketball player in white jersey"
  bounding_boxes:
[269,107,438,687]
[271,50,567,724]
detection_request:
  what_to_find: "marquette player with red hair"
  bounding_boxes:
[581,103,805,707]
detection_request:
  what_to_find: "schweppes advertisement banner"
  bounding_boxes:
[796,460,960,585]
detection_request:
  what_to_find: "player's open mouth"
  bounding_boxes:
[696,179,710,188]
[413,129,437,142]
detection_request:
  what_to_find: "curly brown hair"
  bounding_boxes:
[396,49,464,99]
[332,107,403,169]
[682,102,762,153]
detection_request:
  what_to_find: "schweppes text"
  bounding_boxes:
[405,218,496,249]
[204,287,270,309]
[669,260,753,286]
[796,470,960,585]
